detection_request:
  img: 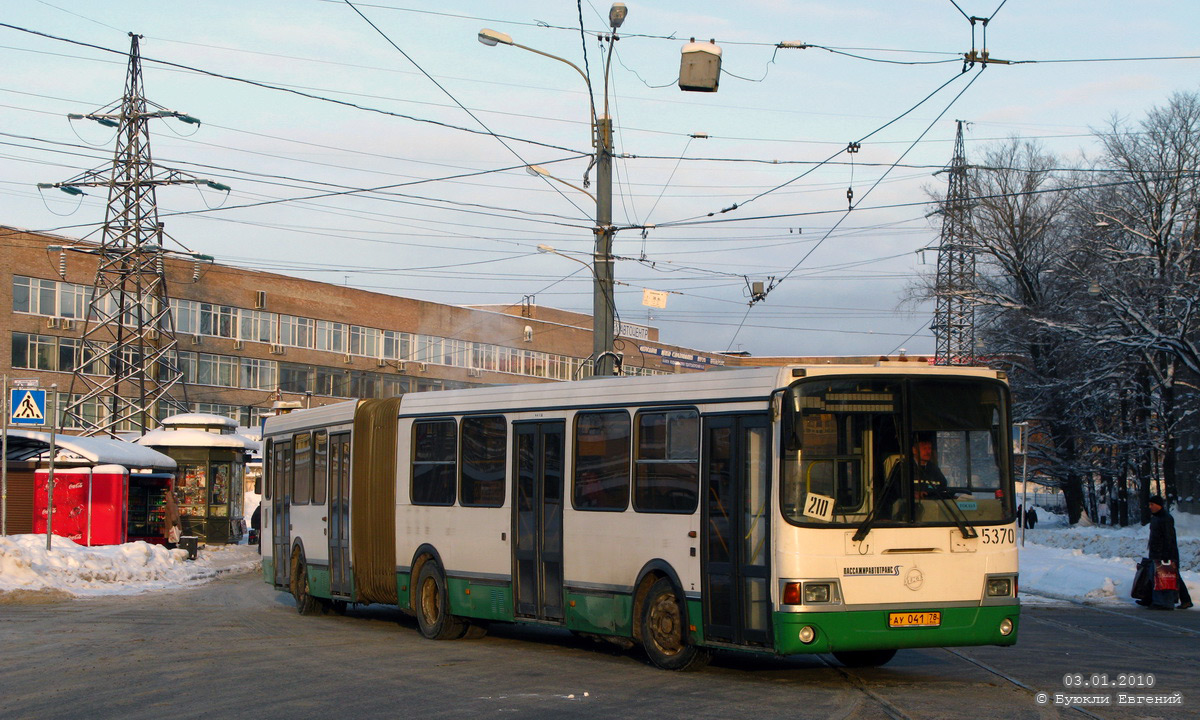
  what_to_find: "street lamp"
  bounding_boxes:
[526,165,596,202]
[479,4,626,377]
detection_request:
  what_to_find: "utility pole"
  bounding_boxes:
[594,116,617,377]
[932,120,977,366]
[39,34,223,436]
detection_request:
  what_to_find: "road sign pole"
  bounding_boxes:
[2,374,7,536]
[46,386,56,552]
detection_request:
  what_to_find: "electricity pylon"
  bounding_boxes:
[38,33,225,436]
[932,120,976,366]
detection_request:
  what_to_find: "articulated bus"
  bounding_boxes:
[262,363,1018,670]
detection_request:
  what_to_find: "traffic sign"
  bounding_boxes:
[12,378,39,389]
[10,389,47,426]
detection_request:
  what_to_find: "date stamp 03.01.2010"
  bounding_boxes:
[1034,674,1184,708]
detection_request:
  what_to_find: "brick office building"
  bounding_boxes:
[2,226,728,433]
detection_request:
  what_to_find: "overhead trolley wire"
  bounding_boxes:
[343,1,595,220]
[0,22,589,156]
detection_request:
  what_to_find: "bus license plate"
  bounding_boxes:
[888,611,941,628]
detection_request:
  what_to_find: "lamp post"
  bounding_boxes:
[479,3,627,377]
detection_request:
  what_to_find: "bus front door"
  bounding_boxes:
[328,432,352,597]
[702,414,772,647]
[271,440,292,589]
[512,421,565,623]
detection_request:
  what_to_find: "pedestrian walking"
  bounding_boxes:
[1146,495,1192,610]
[164,484,182,550]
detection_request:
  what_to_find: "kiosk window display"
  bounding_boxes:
[171,454,244,543]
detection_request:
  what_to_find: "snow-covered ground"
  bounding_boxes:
[1018,507,1198,606]
[0,507,1195,607]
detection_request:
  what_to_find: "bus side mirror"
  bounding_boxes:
[782,410,801,452]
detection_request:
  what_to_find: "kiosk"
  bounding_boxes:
[137,414,257,544]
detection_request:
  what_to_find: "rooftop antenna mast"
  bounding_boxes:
[38,34,225,436]
[932,120,976,366]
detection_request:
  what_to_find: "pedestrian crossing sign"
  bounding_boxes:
[10,389,47,426]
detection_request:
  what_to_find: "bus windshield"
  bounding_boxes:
[781,376,1013,528]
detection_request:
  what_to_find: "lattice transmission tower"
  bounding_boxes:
[932,120,977,366]
[39,33,225,436]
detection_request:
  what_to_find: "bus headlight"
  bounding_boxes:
[999,618,1014,636]
[986,577,1013,597]
[804,583,832,604]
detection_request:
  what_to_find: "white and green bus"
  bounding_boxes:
[263,363,1019,670]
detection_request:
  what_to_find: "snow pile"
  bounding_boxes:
[1019,509,1198,604]
[0,534,261,598]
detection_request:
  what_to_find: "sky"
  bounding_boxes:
[3,1,1200,357]
[3,506,1197,605]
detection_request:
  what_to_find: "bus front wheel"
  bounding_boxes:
[833,649,897,667]
[415,562,466,640]
[641,578,711,671]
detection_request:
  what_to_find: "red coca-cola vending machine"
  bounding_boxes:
[33,465,129,546]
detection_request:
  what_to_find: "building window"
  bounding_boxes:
[199,303,237,338]
[240,357,278,390]
[11,332,57,371]
[173,299,201,336]
[316,320,346,353]
[196,353,238,387]
[349,326,380,358]
[634,408,700,513]
[315,367,349,397]
[239,310,275,344]
[279,363,313,394]
[412,419,456,506]
[383,330,410,361]
[460,416,505,507]
[12,276,57,316]
[279,315,314,349]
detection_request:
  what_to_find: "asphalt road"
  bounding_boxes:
[1,569,1197,720]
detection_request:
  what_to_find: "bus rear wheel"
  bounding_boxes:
[641,578,711,671]
[415,562,466,640]
[290,548,322,616]
[833,649,897,667]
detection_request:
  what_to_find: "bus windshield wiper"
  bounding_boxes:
[934,493,978,539]
[853,467,902,543]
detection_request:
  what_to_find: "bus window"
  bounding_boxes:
[412,419,457,506]
[634,409,699,513]
[272,440,292,501]
[312,430,328,505]
[460,416,506,507]
[573,411,630,511]
[293,432,312,506]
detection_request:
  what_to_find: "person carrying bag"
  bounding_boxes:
[1145,494,1192,610]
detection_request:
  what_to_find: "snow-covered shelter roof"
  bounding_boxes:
[136,426,257,451]
[3,429,177,470]
[160,413,240,431]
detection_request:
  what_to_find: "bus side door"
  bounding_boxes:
[271,439,293,589]
[702,414,773,647]
[512,421,565,623]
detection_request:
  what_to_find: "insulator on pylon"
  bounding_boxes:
[58,250,67,278]
[192,259,200,282]
[155,253,164,276]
